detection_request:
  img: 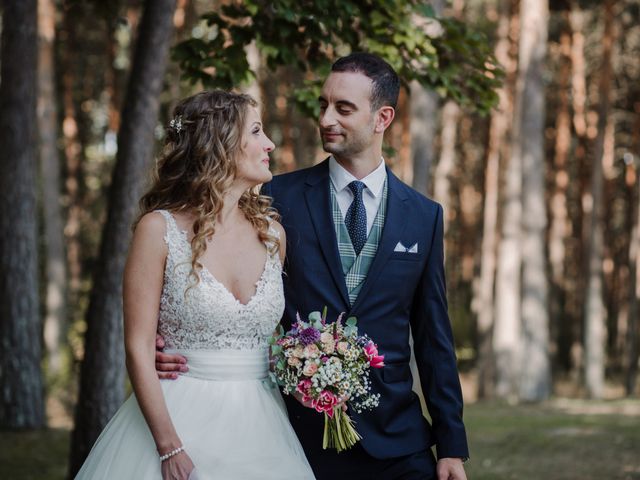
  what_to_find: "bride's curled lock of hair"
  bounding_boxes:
[137,90,279,287]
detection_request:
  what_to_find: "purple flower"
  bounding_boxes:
[299,327,321,346]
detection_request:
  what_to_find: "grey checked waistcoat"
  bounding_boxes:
[329,180,388,305]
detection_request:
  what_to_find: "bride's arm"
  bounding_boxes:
[123,212,194,479]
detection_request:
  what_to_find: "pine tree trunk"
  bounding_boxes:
[565,1,588,382]
[624,112,640,396]
[584,0,615,399]
[626,168,639,396]
[0,0,45,429]
[434,100,460,234]
[518,0,551,402]
[68,1,177,474]
[38,0,69,378]
[551,10,573,375]
[410,81,438,196]
[476,0,516,400]
[409,0,445,196]
[61,16,84,308]
[493,0,523,401]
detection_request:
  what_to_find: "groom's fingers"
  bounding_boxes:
[155,352,188,375]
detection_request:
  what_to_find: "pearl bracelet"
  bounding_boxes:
[159,446,184,462]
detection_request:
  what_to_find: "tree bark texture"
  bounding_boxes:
[409,0,445,196]
[518,0,551,402]
[68,0,177,474]
[434,100,460,234]
[410,80,439,196]
[550,12,573,375]
[0,0,45,429]
[475,0,516,400]
[38,0,69,378]
[584,0,615,399]
[493,1,524,400]
[626,167,639,395]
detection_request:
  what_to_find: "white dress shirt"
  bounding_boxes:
[329,156,387,236]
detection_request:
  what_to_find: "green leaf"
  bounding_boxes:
[344,326,357,337]
[308,311,323,328]
[270,344,283,355]
[174,0,503,114]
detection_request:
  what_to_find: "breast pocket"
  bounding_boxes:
[390,252,423,262]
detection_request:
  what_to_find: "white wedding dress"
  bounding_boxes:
[75,210,314,479]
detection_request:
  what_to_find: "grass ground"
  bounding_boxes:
[1,399,638,479]
[464,399,640,480]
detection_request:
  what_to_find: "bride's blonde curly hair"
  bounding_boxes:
[137,90,279,287]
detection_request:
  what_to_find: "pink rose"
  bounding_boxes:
[303,344,320,358]
[303,361,319,376]
[320,332,333,344]
[363,342,385,369]
[311,390,339,417]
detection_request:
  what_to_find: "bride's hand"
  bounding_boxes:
[161,451,195,480]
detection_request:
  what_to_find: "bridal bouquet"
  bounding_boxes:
[269,308,384,452]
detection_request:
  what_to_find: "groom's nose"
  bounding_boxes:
[319,106,337,128]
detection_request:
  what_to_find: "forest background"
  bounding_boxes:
[0,0,639,479]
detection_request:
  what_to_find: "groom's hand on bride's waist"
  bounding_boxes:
[155,333,188,379]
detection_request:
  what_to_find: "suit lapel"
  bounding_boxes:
[350,168,409,314]
[304,160,350,307]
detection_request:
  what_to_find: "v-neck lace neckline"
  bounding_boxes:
[168,213,272,307]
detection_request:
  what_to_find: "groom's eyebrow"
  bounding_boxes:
[318,96,357,110]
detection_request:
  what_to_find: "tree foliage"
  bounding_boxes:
[173,0,503,116]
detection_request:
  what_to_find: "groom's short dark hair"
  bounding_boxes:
[331,52,400,110]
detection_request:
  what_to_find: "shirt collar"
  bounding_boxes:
[328,156,387,198]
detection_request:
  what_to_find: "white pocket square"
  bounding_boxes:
[394,241,418,253]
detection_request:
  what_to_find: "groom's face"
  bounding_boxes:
[318,71,377,158]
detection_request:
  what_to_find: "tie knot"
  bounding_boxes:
[348,181,365,198]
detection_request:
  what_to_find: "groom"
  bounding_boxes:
[158,53,469,479]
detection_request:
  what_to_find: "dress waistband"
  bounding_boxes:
[165,348,269,381]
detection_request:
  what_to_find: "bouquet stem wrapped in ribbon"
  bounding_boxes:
[269,308,384,452]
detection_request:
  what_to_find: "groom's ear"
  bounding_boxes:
[374,105,395,134]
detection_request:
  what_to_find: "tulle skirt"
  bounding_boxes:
[75,349,314,479]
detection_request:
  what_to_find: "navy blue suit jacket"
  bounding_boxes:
[263,159,469,461]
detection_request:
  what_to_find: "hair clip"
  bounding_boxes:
[169,115,183,133]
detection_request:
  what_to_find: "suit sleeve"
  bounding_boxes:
[410,203,469,459]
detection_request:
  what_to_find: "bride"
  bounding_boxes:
[75,90,314,479]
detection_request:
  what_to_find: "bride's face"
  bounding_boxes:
[234,107,275,187]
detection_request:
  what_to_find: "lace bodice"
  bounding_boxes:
[156,210,285,350]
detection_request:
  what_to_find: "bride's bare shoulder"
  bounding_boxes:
[130,212,169,253]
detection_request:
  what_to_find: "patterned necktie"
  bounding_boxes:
[345,180,367,255]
